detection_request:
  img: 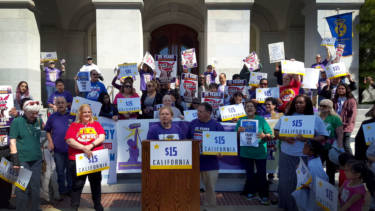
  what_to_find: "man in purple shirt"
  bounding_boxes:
[47,79,73,111]
[43,60,65,99]
[187,102,224,208]
[44,96,74,195]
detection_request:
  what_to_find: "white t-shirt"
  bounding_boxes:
[79,63,102,75]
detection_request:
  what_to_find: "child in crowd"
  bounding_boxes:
[338,153,355,187]
[98,92,118,121]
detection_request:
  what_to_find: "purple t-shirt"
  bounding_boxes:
[140,70,154,91]
[187,118,224,171]
[311,59,329,70]
[47,90,73,105]
[44,112,75,153]
[45,67,62,87]
[147,122,186,140]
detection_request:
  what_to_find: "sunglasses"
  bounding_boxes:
[260,83,268,85]
[124,85,132,88]
[147,85,154,88]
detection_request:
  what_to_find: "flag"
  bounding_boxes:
[325,12,352,56]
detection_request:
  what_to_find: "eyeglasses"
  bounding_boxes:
[124,85,132,88]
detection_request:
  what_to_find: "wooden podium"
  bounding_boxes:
[141,140,200,211]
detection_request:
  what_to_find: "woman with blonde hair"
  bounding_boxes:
[319,99,344,184]
[65,104,105,211]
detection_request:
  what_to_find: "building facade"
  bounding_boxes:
[0,0,364,102]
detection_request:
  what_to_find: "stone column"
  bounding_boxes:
[205,0,253,80]
[93,0,144,96]
[0,0,41,101]
[304,0,364,98]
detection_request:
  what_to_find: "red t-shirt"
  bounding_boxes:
[339,169,347,187]
[65,121,105,160]
[279,79,301,112]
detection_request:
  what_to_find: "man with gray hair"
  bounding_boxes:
[9,100,43,211]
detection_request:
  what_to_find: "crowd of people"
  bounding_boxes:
[0,53,375,211]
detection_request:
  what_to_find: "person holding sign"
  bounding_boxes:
[235,100,272,204]
[274,95,328,211]
[279,74,301,112]
[355,104,375,161]
[9,100,43,211]
[249,79,269,116]
[187,102,224,208]
[147,106,186,140]
[42,60,65,99]
[65,104,105,211]
[204,65,217,84]
[75,70,107,102]
[320,74,357,101]
[98,93,118,121]
[113,79,140,120]
[141,81,162,119]
[79,56,103,80]
[138,63,155,94]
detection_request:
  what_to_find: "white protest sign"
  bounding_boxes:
[219,104,246,122]
[70,97,102,120]
[75,149,110,176]
[0,86,14,128]
[326,63,348,79]
[239,119,259,147]
[296,157,312,190]
[180,73,198,103]
[155,55,177,83]
[202,131,237,156]
[41,52,58,62]
[181,48,197,69]
[268,42,285,63]
[256,87,280,103]
[249,72,268,87]
[302,68,320,89]
[118,63,138,79]
[321,37,336,46]
[226,80,248,97]
[14,168,33,191]
[202,92,224,109]
[150,141,192,170]
[243,52,260,71]
[0,158,32,191]
[142,51,155,70]
[315,177,338,211]
[279,115,315,138]
[183,110,198,122]
[363,122,375,146]
[117,98,141,114]
[76,72,91,92]
[281,60,305,75]
[98,117,117,184]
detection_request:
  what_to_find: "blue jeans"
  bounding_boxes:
[46,85,56,99]
[54,151,72,194]
[15,160,42,211]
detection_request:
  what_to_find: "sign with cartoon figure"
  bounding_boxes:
[155,55,177,84]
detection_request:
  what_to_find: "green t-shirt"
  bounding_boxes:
[235,115,273,159]
[9,117,42,162]
[323,115,343,139]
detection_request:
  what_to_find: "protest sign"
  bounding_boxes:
[76,72,91,92]
[315,176,338,211]
[202,131,237,156]
[0,86,14,128]
[70,97,102,120]
[256,87,280,103]
[302,68,320,89]
[281,60,305,75]
[363,122,375,146]
[202,92,224,109]
[239,120,259,147]
[296,157,312,190]
[75,149,110,176]
[142,51,155,70]
[279,115,315,138]
[183,110,198,122]
[41,52,58,62]
[0,158,32,191]
[150,141,192,170]
[117,98,141,114]
[326,62,347,79]
[180,73,198,103]
[249,72,267,87]
[268,42,285,63]
[243,52,260,71]
[181,48,197,69]
[99,117,118,184]
[219,104,246,122]
[226,80,248,97]
[118,63,138,79]
[155,55,177,84]
[321,37,336,46]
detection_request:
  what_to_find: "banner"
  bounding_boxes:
[0,86,14,128]
[226,80,248,97]
[118,63,138,79]
[326,12,352,56]
[181,48,197,69]
[279,115,316,138]
[70,97,102,120]
[315,176,338,211]
[321,37,336,47]
[202,131,237,156]
[150,141,192,170]
[325,62,348,79]
[281,60,305,75]
[180,73,198,103]
[75,149,110,176]
[239,119,258,147]
[201,92,224,109]
[268,42,285,63]
[243,52,260,71]
[99,117,118,184]
[363,122,375,146]
[155,55,177,84]
[249,72,267,87]
[117,98,141,114]
[302,68,320,89]
[219,104,246,122]
[142,51,155,70]
[256,87,280,103]
[183,110,198,122]
[40,52,58,62]
[76,72,91,92]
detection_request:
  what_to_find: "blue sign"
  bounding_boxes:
[326,12,352,56]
